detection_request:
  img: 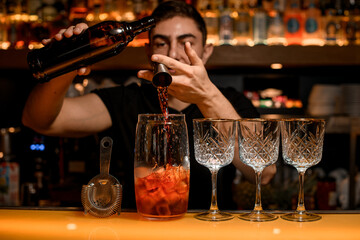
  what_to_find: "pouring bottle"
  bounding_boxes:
[27,16,155,83]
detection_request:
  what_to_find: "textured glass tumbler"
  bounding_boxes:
[280,118,326,222]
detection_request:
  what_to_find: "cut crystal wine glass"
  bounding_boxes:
[280,118,326,222]
[237,118,280,222]
[193,119,236,221]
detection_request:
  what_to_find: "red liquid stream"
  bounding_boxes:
[157,87,169,120]
[157,86,172,165]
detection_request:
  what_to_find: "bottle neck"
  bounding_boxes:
[129,16,155,36]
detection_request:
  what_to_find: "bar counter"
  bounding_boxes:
[1,208,360,240]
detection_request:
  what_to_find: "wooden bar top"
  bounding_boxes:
[0,208,360,240]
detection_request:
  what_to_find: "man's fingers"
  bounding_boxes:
[184,42,202,66]
[63,26,76,38]
[151,55,187,74]
[54,29,66,41]
[137,70,154,81]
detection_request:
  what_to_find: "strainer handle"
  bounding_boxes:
[100,136,113,174]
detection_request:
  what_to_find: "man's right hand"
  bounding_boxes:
[42,23,91,76]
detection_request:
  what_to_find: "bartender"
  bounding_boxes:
[22,0,276,210]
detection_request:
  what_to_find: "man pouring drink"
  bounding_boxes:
[22,0,276,212]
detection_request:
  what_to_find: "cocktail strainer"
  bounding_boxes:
[81,136,122,217]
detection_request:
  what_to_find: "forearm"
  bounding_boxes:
[22,71,76,132]
[196,86,241,119]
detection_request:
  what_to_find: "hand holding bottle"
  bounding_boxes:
[42,23,92,77]
[28,16,155,83]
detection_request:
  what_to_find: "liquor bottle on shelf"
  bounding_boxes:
[27,0,46,49]
[40,0,69,40]
[69,0,88,25]
[103,0,121,21]
[354,0,360,45]
[283,0,304,45]
[302,0,324,46]
[86,0,106,26]
[323,4,341,46]
[50,0,70,38]
[121,0,136,21]
[344,0,360,45]
[0,127,21,207]
[334,0,347,46]
[133,0,146,20]
[200,0,219,45]
[252,0,268,45]
[0,0,9,49]
[5,0,27,49]
[219,0,234,45]
[267,0,286,46]
[27,16,155,83]
[131,0,153,47]
[233,0,253,46]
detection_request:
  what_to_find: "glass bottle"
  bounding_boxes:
[302,0,324,46]
[27,0,46,49]
[0,0,8,49]
[253,0,268,45]
[68,0,88,25]
[201,0,220,45]
[103,0,121,21]
[335,0,347,46]
[344,0,360,45]
[233,0,253,46]
[354,0,360,45]
[323,5,341,46]
[219,0,234,45]
[27,16,155,83]
[86,0,106,26]
[284,0,304,45]
[0,127,21,207]
[267,0,286,45]
[5,0,23,49]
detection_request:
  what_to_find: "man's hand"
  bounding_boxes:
[42,23,91,76]
[138,42,218,106]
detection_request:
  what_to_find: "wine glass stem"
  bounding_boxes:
[254,170,263,212]
[209,169,219,213]
[296,170,306,213]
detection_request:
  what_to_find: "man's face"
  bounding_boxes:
[148,16,205,65]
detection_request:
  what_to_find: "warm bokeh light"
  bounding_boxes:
[270,63,283,69]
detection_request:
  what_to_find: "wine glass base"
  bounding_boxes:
[238,211,278,222]
[281,211,322,222]
[194,211,234,221]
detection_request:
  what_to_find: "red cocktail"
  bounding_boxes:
[134,164,190,219]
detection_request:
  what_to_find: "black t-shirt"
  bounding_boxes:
[92,82,259,210]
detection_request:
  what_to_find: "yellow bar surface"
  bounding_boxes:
[1,209,360,240]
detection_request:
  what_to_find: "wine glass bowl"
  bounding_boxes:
[280,118,326,222]
[193,119,236,221]
[237,118,280,222]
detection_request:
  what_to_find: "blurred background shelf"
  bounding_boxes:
[1,45,359,72]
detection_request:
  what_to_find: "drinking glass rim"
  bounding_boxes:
[237,118,280,122]
[193,118,237,123]
[137,113,186,124]
[279,118,326,123]
[138,113,185,117]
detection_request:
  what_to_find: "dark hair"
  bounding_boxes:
[150,0,207,45]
